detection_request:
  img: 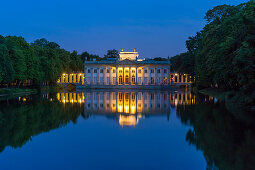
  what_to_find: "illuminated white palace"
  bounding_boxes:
[84,49,171,89]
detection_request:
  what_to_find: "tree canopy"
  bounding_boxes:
[171,1,255,105]
[0,36,84,86]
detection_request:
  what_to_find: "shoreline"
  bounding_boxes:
[0,88,38,101]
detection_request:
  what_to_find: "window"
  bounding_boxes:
[87,69,91,73]
[151,69,154,73]
[94,69,97,73]
[125,93,129,100]
[138,93,142,100]
[107,77,110,84]
[144,69,147,73]
[125,75,129,84]
[100,69,103,73]
[132,75,135,84]
[157,77,160,84]
[164,69,167,73]
[119,75,123,84]
[138,77,141,84]
[131,93,135,100]
[113,69,116,73]
[119,69,123,73]
[144,77,148,84]
[125,69,129,73]
[157,69,160,73]
[151,93,154,100]
[164,77,167,84]
[138,69,141,73]
[132,70,135,73]
[107,69,110,73]
[119,93,123,100]
[151,77,155,84]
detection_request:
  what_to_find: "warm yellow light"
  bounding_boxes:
[22,98,26,102]
[119,115,138,127]
[124,105,129,113]
[131,105,136,114]
[118,104,123,112]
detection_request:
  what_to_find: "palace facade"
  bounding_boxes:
[57,49,193,88]
[84,49,171,89]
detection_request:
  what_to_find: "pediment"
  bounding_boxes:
[117,59,137,65]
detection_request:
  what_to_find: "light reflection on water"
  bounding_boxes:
[3,90,251,170]
[56,90,196,127]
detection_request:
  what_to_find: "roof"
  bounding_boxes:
[84,59,170,65]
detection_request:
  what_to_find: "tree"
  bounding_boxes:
[104,49,119,58]
[0,44,14,87]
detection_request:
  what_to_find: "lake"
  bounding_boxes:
[0,89,254,170]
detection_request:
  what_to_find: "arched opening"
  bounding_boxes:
[119,75,123,85]
[125,75,129,84]
[131,75,136,84]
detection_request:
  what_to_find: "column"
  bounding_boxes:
[167,67,170,85]
[74,74,76,83]
[116,66,118,85]
[103,67,106,85]
[91,68,94,85]
[143,68,145,85]
[97,67,100,85]
[136,67,137,85]
[129,67,131,85]
[109,67,111,85]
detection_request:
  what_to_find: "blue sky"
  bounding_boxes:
[0,0,249,58]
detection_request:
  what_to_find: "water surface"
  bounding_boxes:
[0,90,254,170]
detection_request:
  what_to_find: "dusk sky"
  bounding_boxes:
[0,0,249,58]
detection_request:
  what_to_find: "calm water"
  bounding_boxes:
[0,90,254,170]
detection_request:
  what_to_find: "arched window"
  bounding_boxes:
[119,75,123,84]
[132,75,136,84]
[125,75,129,84]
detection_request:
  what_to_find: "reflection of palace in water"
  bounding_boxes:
[56,90,195,127]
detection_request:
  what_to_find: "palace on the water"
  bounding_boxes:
[58,49,192,89]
